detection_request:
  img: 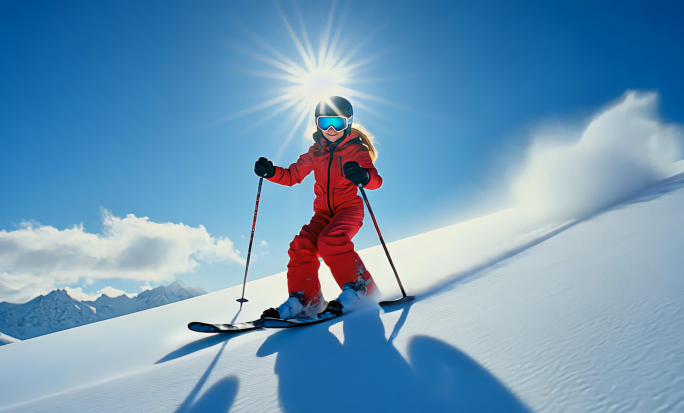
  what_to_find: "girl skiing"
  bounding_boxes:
[254,96,381,320]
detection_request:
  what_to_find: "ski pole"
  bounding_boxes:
[237,177,264,308]
[358,184,414,305]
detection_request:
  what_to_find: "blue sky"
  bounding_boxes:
[1,1,683,300]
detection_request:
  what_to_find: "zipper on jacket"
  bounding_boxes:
[326,143,339,216]
[338,156,343,177]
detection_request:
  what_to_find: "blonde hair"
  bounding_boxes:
[351,124,378,162]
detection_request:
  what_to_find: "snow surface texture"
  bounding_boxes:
[0,167,683,412]
[0,280,206,340]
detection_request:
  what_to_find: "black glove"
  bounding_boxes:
[343,161,370,186]
[261,308,280,319]
[254,157,276,178]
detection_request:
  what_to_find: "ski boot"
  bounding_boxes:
[324,281,379,316]
[324,299,344,316]
[261,290,326,320]
[260,307,280,319]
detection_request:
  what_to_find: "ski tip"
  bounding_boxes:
[379,295,416,306]
[188,320,263,333]
[188,322,220,333]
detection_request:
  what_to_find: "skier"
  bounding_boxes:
[255,96,382,320]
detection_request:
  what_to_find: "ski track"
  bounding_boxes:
[2,173,684,412]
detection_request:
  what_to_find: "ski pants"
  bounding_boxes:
[287,205,376,303]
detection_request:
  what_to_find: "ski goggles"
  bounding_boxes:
[316,115,352,132]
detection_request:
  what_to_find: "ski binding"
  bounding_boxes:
[261,311,339,328]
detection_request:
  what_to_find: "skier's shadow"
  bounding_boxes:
[257,306,530,413]
[175,342,239,413]
[156,334,236,364]
[157,310,246,364]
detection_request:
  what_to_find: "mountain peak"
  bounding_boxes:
[44,289,74,302]
[168,279,186,289]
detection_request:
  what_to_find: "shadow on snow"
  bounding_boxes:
[156,330,246,365]
[257,306,530,413]
[156,309,248,365]
[162,172,684,412]
[174,341,239,413]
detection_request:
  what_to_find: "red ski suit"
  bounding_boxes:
[267,130,382,303]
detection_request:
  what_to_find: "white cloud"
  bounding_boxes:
[508,91,682,223]
[64,287,100,301]
[0,272,56,303]
[260,240,268,246]
[98,286,135,299]
[0,209,244,302]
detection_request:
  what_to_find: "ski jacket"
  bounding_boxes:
[267,130,382,215]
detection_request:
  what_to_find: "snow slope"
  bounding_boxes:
[1,171,684,412]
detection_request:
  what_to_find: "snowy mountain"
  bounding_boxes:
[1,170,683,412]
[135,280,207,311]
[0,280,206,341]
[89,294,138,319]
[0,290,98,340]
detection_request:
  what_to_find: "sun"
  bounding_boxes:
[296,65,346,107]
[224,1,387,160]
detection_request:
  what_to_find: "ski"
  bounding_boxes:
[261,311,339,328]
[187,320,263,333]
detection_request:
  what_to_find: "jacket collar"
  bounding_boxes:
[314,129,361,152]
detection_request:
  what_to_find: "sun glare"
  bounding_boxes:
[298,65,345,106]
[225,1,387,160]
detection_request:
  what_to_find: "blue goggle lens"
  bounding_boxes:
[317,116,348,131]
